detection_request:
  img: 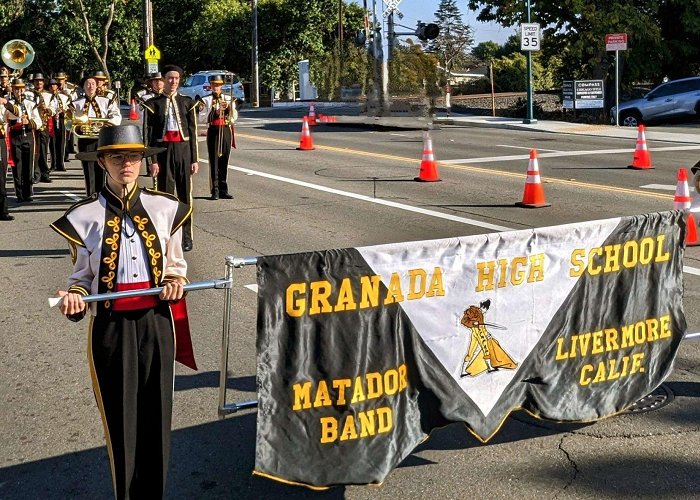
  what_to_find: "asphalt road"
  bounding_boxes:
[0,111,698,499]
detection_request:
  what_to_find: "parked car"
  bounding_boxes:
[179,70,245,104]
[610,76,700,126]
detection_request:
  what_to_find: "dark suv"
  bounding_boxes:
[611,76,700,126]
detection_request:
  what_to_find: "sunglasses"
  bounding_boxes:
[104,152,144,163]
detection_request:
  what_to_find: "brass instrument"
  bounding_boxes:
[1,39,35,78]
[72,114,112,139]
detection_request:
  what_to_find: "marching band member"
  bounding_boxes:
[0,96,12,220]
[4,78,42,203]
[0,66,11,97]
[48,78,70,172]
[72,75,121,196]
[51,124,192,500]
[31,73,53,183]
[197,74,235,200]
[143,64,198,252]
[56,71,78,162]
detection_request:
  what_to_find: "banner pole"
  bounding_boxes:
[218,256,259,418]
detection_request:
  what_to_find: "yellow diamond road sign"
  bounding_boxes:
[144,45,161,62]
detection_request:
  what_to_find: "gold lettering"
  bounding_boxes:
[511,256,527,285]
[591,330,604,354]
[286,283,306,317]
[476,261,496,292]
[365,372,383,399]
[334,278,357,312]
[320,416,337,443]
[384,369,398,395]
[292,381,312,410]
[570,248,586,277]
[580,364,593,385]
[604,328,619,351]
[309,281,332,315]
[528,253,546,283]
[603,244,621,273]
[426,267,445,297]
[588,247,603,275]
[407,269,426,300]
[313,380,332,408]
[659,315,671,338]
[332,379,351,406]
[339,414,359,441]
[655,235,670,262]
[384,272,405,304]
[359,275,381,308]
[556,337,569,360]
[350,376,366,404]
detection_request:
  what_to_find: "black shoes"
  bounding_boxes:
[211,192,233,200]
[0,213,14,221]
[183,241,193,252]
[40,177,52,183]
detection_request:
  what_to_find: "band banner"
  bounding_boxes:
[254,211,686,488]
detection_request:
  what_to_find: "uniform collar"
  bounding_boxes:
[102,183,140,211]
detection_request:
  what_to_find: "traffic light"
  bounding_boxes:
[415,22,439,42]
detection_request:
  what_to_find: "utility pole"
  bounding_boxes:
[251,0,259,107]
[142,0,154,75]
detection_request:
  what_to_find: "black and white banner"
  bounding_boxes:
[254,211,686,488]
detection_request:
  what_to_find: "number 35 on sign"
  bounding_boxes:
[521,23,541,51]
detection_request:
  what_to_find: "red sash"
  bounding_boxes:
[163,130,183,142]
[111,281,197,370]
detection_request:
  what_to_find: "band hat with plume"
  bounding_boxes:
[76,125,165,162]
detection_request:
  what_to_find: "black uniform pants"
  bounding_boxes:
[51,115,66,171]
[89,304,175,500]
[34,128,50,181]
[0,133,8,215]
[206,125,232,196]
[155,141,193,244]
[78,137,103,196]
[9,128,35,201]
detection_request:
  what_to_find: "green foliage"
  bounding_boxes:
[472,41,500,62]
[491,52,548,92]
[426,0,474,83]
[389,42,439,94]
[467,0,700,85]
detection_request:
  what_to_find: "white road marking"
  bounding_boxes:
[441,145,700,165]
[222,162,700,277]
[244,284,258,293]
[59,190,83,201]
[640,184,677,191]
[226,163,511,231]
[390,133,411,137]
[496,144,561,153]
[685,332,700,340]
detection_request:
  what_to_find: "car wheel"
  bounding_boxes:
[619,111,642,127]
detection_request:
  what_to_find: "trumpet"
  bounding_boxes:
[72,114,113,139]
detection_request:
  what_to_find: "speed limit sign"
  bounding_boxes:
[520,23,540,51]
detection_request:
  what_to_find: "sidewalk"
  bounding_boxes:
[316,107,698,144]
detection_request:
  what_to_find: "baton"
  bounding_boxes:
[48,278,232,308]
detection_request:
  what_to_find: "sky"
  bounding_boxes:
[349,0,515,46]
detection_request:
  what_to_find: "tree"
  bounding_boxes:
[467,0,700,84]
[427,0,474,85]
[472,41,500,63]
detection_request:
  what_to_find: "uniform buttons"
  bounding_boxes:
[132,256,137,260]
[131,238,135,243]
[133,273,138,278]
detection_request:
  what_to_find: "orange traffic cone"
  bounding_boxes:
[673,168,699,246]
[297,116,315,151]
[628,125,653,169]
[516,149,551,208]
[129,98,138,120]
[308,102,317,126]
[414,130,440,182]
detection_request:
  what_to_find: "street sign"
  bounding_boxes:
[520,23,540,51]
[562,81,574,109]
[382,0,402,18]
[144,44,161,62]
[147,62,158,74]
[574,80,604,109]
[605,33,627,51]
